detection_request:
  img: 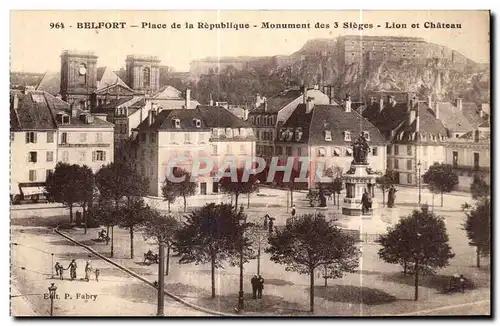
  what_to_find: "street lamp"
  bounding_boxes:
[237,209,247,312]
[48,283,57,316]
[416,161,422,205]
[157,239,166,316]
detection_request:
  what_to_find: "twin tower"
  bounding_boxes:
[59,50,161,105]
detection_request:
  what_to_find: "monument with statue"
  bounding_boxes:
[340,133,391,234]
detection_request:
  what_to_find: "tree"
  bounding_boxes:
[92,201,120,257]
[275,167,301,207]
[246,224,268,275]
[266,213,360,312]
[167,168,197,212]
[45,163,87,223]
[175,203,247,298]
[219,167,258,211]
[118,198,149,259]
[161,176,179,213]
[470,174,490,200]
[376,169,397,207]
[321,167,344,207]
[422,163,458,207]
[142,208,180,275]
[377,205,455,301]
[74,165,95,234]
[463,198,491,268]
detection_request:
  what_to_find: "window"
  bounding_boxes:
[318,147,326,157]
[93,150,106,162]
[143,67,151,89]
[423,146,427,155]
[151,133,157,143]
[372,147,378,156]
[25,132,36,144]
[79,133,87,142]
[10,132,14,142]
[394,145,399,155]
[387,145,392,155]
[297,147,302,156]
[387,159,393,169]
[346,148,353,157]
[286,146,292,156]
[407,173,413,184]
[28,151,37,163]
[325,130,332,141]
[363,131,370,140]
[474,153,480,169]
[79,151,86,162]
[452,151,458,167]
[184,133,191,143]
[344,131,351,141]
[406,159,412,170]
[62,151,69,162]
[275,146,283,155]
[394,159,399,169]
[46,151,54,162]
[140,133,147,142]
[212,144,218,155]
[46,169,53,180]
[29,170,36,182]
[96,133,103,143]
[61,132,68,144]
[225,128,233,138]
[226,144,232,155]
[407,145,412,156]
[47,132,54,143]
[240,144,246,154]
[333,147,340,157]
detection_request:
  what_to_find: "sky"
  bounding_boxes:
[10,10,490,73]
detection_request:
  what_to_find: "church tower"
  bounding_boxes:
[60,50,98,109]
[125,55,161,94]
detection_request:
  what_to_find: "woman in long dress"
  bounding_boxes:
[68,259,77,280]
[84,261,92,282]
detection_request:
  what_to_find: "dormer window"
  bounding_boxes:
[279,128,286,140]
[193,118,201,128]
[57,112,70,125]
[225,128,233,138]
[344,131,351,142]
[318,147,326,157]
[346,148,353,156]
[240,128,247,137]
[172,118,180,129]
[421,134,426,141]
[362,131,370,141]
[295,127,303,141]
[333,147,340,157]
[325,130,332,141]
[285,129,293,141]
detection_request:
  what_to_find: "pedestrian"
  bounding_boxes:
[257,275,265,299]
[58,264,65,280]
[251,275,258,299]
[68,259,77,281]
[291,205,296,219]
[95,268,100,282]
[263,214,269,230]
[459,274,466,293]
[84,261,92,282]
[268,219,274,234]
[54,262,61,276]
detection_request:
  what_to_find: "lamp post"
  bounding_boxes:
[51,253,54,279]
[48,283,57,316]
[237,209,247,312]
[157,239,166,316]
[416,161,422,205]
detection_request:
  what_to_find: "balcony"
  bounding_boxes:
[59,143,111,148]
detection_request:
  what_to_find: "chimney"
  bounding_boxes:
[407,93,412,112]
[455,98,463,111]
[329,86,334,105]
[379,97,384,112]
[185,89,191,109]
[427,95,432,109]
[71,103,77,118]
[13,93,19,110]
[435,103,440,119]
[344,94,351,113]
[264,99,268,112]
[302,85,308,104]
[415,102,420,132]
[306,97,315,113]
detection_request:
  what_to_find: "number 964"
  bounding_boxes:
[50,22,65,29]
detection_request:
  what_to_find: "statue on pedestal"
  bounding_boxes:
[352,134,371,165]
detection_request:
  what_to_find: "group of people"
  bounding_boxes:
[250,275,265,299]
[54,259,99,282]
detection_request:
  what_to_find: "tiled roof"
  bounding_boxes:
[461,102,487,128]
[360,100,408,136]
[434,102,473,132]
[35,71,61,95]
[10,91,57,130]
[250,88,336,114]
[136,106,252,132]
[394,102,448,139]
[279,103,386,145]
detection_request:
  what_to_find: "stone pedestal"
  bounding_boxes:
[341,163,378,216]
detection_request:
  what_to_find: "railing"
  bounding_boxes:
[58,143,111,148]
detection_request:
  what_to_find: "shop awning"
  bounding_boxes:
[21,186,45,196]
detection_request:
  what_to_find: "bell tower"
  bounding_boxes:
[125,55,161,94]
[60,50,98,108]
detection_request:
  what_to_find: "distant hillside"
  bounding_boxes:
[10,72,44,88]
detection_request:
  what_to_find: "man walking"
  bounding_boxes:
[257,275,265,299]
[251,275,258,299]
